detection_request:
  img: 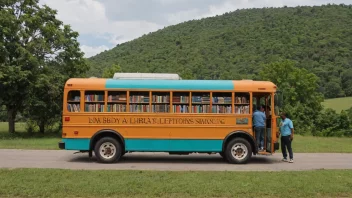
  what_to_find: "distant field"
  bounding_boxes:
[0,168,351,198]
[1,122,352,152]
[322,97,352,113]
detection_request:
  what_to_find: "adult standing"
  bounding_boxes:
[279,112,294,163]
[253,105,266,151]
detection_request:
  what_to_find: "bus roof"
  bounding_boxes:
[65,78,277,92]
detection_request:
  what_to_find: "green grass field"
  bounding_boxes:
[1,122,352,152]
[0,122,60,150]
[322,97,352,113]
[0,168,351,198]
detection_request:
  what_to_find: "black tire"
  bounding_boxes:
[94,137,122,163]
[225,138,252,164]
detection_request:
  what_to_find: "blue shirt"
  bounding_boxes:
[280,118,294,136]
[253,110,266,127]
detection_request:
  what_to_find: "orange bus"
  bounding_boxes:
[58,77,283,164]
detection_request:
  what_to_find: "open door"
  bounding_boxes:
[252,93,273,154]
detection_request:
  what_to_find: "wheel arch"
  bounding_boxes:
[222,130,257,154]
[90,129,125,153]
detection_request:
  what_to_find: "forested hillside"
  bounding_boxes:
[88,4,352,98]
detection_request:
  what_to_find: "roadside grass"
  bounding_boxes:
[0,168,351,198]
[289,135,352,153]
[0,122,60,150]
[1,122,352,153]
[322,97,352,113]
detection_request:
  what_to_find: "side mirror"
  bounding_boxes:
[274,91,283,108]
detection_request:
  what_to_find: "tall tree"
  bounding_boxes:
[102,64,122,78]
[259,59,324,133]
[0,0,88,133]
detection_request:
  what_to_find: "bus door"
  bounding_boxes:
[252,93,272,153]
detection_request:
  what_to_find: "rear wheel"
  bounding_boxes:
[225,138,252,164]
[94,137,122,163]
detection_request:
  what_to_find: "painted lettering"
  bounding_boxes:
[89,117,101,124]
[89,117,227,125]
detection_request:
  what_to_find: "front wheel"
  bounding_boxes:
[225,138,252,164]
[94,137,122,163]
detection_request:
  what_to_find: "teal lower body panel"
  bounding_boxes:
[60,138,223,152]
[125,139,223,152]
[62,138,90,150]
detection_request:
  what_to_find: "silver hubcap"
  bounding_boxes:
[231,143,248,160]
[99,142,116,159]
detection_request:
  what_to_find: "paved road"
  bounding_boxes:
[0,149,351,171]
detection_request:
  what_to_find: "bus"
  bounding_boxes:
[59,77,283,164]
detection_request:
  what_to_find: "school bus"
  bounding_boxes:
[58,77,283,164]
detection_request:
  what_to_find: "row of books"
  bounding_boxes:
[192,96,210,103]
[235,96,249,104]
[235,105,250,114]
[68,104,250,114]
[130,96,150,103]
[108,95,127,102]
[107,104,127,112]
[85,104,105,112]
[212,97,232,104]
[69,95,249,103]
[212,105,232,113]
[191,105,211,113]
[152,104,170,113]
[152,95,170,103]
[172,96,189,103]
[85,94,104,102]
[67,104,80,112]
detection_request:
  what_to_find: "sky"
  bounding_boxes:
[39,0,352,58]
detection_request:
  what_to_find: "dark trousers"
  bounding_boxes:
[254,127,264,149]
[281,135,293,159]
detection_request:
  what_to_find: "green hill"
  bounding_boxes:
[88,4,352,98]
[322,97,352,113]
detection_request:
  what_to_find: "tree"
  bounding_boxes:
[341,69,352,96]
[102,64,122,78]
[0,0,88,133]
[259,59,324,134]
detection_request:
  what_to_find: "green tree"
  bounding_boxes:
[259,60,324,134]
[341,69,352,96]
[0,0,88,133]
[102,64,122,78]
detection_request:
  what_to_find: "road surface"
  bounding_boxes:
[0,149,351,171]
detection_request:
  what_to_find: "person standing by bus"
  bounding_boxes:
[253,105,266,151]
[279,112,294,163]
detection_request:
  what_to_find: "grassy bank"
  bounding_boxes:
[322,97,352,113]
[0,168,351,198]
[1,122,352,152]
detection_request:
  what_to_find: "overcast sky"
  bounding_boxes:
[39,0,351,58]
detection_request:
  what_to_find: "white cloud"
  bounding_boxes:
[40,0,163,57]
[80,45,109,58]
[166,8,202,24]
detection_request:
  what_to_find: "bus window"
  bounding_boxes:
[172,91,190,113]
[129,91,150,112]
[84,91,105,112]
[234,92,250,114]
[191,92,210,113]
[212,92,232,113]
[107,91,127,112]
[67,90,81,112]
[152,91,171,113]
